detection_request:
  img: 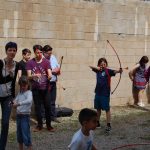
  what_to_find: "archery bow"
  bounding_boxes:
[59,56,65,90]
[60,56,63,70]
[107,40,122,94]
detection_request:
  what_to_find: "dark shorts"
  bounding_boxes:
[94,94,110,111]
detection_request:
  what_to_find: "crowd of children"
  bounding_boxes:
[0,41,150,150]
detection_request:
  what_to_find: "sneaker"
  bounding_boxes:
[137,102,145,107]
[47,126,55,132]
[33,126,42,132]
[97,121,101,128]
[105,126,111,133]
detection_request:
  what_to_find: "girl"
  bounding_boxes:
[129,56,149,107]
[13,76,32,150]
[90,57,122,133]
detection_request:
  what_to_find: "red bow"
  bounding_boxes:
[107,40,122,94]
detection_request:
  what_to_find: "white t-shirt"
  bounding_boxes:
[15,90,33,114]
[68,129,94,150]
[49,54,60,82]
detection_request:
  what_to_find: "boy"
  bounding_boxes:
[89,57,122,133]
[43,45,60,123]
[12,76,32,150]
[18,48,31,78]
[68,108,97,150]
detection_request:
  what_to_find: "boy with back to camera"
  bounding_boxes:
[68,108,97,150]
[12,76,32,150]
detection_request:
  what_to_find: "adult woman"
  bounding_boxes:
[0,42,18,150]
[26,45,54,132]
[129,56,149,106]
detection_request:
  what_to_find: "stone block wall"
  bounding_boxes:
[0,0,150,109]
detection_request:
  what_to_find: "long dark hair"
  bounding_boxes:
[139,56,149,66]
[97,57,108,67]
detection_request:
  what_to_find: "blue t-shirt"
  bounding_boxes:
[93,68,116,96]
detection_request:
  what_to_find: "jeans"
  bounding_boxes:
[0,96,12,150]
[49,82,57,119]
[17,114,32,147]
[32,89,51,128]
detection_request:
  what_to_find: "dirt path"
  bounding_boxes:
[6,106,150,150]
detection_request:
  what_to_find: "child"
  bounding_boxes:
[13,76,33,150]
[68,108,97,150]
[89,57,122,133]
[18,48,31,78]
[145,66,150,103]
[145,65,150,83]
[129,56,149,107]
[43,45,60,123]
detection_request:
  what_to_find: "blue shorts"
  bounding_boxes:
[94,95,110,111]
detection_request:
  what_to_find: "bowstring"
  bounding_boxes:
[104,40,108,58]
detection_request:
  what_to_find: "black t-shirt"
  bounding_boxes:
[93,68,116,97]
[18,60,27,76]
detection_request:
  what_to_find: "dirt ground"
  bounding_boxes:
[5,105,150,150]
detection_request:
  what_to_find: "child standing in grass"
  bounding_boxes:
[129,56,149,107]
[13,76,33,150]
[89,57,122,133]
[68,108,97,150]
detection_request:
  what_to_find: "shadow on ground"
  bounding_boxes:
[6,105,150,150]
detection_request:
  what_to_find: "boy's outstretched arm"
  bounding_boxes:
[114,68,123,74]
[89,66,100,72]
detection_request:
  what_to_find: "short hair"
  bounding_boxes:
[18,75,29,85]
[22,48,31,55]
[5,42,17,52]
[139,56,149,65]
[78,108,97,125]
[43,45,53,52]
[33,45,43,52]
[97,57,108,66]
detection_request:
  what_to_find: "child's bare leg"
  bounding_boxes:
[97,109,101,121]
[27,145,32,150]
[105,110,111,133]
[132,86,139,105]
[106,110,111,124]
[19,143,23,150]
[138,89,145,106]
